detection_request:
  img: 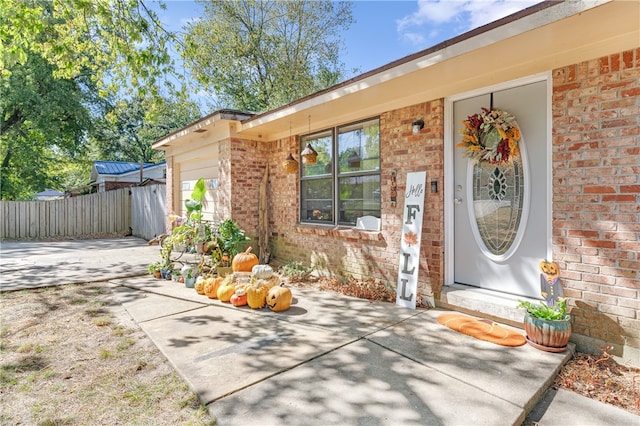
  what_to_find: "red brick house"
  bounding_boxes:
[153,1,639,365]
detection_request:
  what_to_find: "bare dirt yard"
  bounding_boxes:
[0,282,214,425]
[1,276,638,425]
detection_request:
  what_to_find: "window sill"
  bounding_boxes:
[295,223,384,241]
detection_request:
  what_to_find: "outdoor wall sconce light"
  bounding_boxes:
[282,153,299,174]
[412,119,425,135]
[431,180,438,193]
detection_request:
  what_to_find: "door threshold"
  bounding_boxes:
[437,283,532,328]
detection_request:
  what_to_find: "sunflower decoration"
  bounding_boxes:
[457,108,521,165]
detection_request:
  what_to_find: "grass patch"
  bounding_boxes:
[99,348,112,359]
[92,315,112,326]
[117,337,136,352]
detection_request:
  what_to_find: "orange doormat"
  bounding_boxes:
[437,314,526,347]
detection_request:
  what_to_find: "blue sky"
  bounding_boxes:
[153,0,541,105]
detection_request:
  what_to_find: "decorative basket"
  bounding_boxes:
[282,154,299,174]
[301,143,318,165]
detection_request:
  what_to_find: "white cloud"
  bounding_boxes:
[397,0,541,46]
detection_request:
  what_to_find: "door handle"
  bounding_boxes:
[454,198,463,205]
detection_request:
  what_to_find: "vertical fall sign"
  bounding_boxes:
[396,171,427,309]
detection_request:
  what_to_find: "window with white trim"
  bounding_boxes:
[300,117,380,226]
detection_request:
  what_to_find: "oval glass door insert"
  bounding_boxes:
[466,144,530,261]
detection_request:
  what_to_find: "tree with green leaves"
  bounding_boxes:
[0,53,97,199]
[1,0,195,199]
[182,0,354,112]
[90,95,201,164]
[1,0,180,98]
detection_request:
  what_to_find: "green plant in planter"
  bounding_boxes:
[147,262,162,276]
[518,298,571,352]
[517,299,568,321]
[215,219,250,265]
[169,178,208,253]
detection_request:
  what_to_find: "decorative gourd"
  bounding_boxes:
[232,247,259,272]
[194,278,206,295]
[204,276,224,299]
[266,283,292,312]
[246,283,268,309]
[539,260,560,282]
[217,277,236,302]
[251,264,274,279]
[257,275,279,291]
[230,288,248,307]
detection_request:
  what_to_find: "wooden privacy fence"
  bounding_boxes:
[1,185,167,240]
[130,184,166,241]
[1,188,131,240]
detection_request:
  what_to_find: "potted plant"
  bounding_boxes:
[184,268,196,288]
[517,299,571,352]
[214,218,250,276]
[517,259,571,353]
[147,262,162,279]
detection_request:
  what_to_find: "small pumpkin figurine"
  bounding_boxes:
[246,283,268,309]
[217,276,236,302]
[539,260,560,282]
[266,283,292,312]
[204,276,224,299]
[232,247,259,272]
[539,259,564,307]
[230,288,248,307]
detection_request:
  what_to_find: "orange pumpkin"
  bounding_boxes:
[194,278,206,295]
[232,247,259,272]
[204,276,224,299]
[230,288,248,307]
[266,283,292,312]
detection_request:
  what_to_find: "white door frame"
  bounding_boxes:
[443,72,554,288]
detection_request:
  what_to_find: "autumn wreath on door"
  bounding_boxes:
[457,108,521,165]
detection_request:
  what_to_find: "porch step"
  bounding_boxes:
[438,282,537,328]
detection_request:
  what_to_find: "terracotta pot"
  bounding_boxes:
[523,312,571,352]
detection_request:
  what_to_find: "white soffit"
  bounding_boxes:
[240,0,614,139]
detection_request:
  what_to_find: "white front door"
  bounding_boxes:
[452,79,550,298]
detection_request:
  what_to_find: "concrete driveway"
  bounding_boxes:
[0,237,160,291]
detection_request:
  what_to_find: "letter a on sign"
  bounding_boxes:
[396,171,427,309]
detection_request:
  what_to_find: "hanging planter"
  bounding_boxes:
[282,153,299,173]
[301,143,318,165]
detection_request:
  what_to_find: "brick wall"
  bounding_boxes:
[229,137,270,241]
[552,49,640,355]
[263,100,445,306]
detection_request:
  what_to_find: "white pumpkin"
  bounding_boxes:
[251,264,274,279]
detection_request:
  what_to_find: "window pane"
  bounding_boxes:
[338,175,381,225]
[301,132,333,177]
[338,118,380,173]
[301,178,333,222]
